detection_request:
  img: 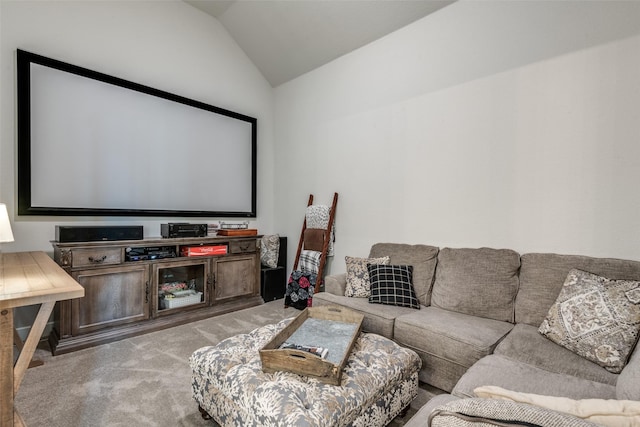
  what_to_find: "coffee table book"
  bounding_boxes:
[260,305,364,385]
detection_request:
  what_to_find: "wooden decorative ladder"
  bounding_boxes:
[291,192,338,297]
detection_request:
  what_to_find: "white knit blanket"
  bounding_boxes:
[306,204,335,256]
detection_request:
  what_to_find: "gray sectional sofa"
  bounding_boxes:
[312,243,640,426]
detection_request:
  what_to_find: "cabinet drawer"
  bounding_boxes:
[229,240,256,254]
[72,248,122,268]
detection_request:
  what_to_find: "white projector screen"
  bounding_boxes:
[17,49,257,217]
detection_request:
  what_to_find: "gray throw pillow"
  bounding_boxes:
[539,269,640,373]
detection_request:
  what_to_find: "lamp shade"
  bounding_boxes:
[0,203,14,243]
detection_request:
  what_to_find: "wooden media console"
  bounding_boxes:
[50,235,262,355]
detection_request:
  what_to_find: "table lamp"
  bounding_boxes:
[0,203,14,252]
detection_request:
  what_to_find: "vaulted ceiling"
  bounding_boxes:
[184,0,455,87]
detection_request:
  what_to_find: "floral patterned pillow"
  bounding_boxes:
[539,269,640,373]
[285,270,316,310]
[260,234,280,268]
[344,255,389,297]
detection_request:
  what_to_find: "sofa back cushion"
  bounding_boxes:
[368,243,439,306]
[516,253,640,326]
[617,340,640,400]
[431,247,521,322]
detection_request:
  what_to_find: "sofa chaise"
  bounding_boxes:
[312,243,640,426]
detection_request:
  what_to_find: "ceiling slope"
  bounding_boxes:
[185,0,454,87]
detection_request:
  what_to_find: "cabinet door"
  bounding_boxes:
[214,255,257,302]
[153,258,209,316]
[71,264,150,335]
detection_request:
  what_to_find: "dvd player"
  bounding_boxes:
[125,246,177,262]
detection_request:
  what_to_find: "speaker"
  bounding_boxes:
[261,267,286,301]
[55,225,144,243]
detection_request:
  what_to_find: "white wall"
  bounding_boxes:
[0,0,274,332]
[274,0,640,274]
[0,0,275,255]
[5,0,640,324]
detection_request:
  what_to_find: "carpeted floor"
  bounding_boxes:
[16,300,431,426]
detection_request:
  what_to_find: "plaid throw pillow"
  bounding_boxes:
[368,264,420,309]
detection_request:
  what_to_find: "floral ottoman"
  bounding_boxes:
[190,319,421,427]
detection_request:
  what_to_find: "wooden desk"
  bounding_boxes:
[0,252,84,427]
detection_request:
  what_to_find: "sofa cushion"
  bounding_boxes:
[452,354,617,400]
[368,243,439,306]
[312,291,421,339]
[431,247,520,322]
[474,385,640,427]
[516,253,640,327]
[344,255,389,297]
[617,342,640,400]
[415,350,469,393]
[324,273,347,296]
[395,306,514,367]
[368,264,419,309]
[394,306,513,391]
[495,323,618,386]
[539,269,640,374]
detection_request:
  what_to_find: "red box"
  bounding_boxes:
[181,245,227,256]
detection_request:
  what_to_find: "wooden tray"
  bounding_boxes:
[260,305,364,385]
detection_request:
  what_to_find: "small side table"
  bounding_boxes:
[0,251,84,426]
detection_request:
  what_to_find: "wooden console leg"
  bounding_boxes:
[198,405,212,420]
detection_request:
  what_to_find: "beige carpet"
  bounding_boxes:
[16,300,429,426]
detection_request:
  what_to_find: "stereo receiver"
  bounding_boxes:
[161,223,208,238]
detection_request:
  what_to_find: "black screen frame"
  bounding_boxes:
[16,49,257,218]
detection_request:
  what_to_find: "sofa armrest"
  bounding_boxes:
[324,273,346,296]
[404,394,460,427]
[428,398,600,427]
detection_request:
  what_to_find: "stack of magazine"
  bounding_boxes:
[279,342,329,359]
